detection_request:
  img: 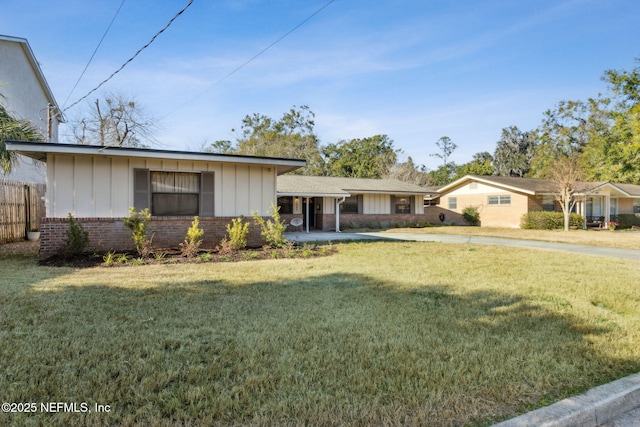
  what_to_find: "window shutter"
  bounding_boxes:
[133,168,150,210]
[390,195,396,214]
[357,195,363,214]
[200,172,215,216]
[410,195,416,214]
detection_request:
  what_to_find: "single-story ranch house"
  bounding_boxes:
[276,175,441,232]
[437,175,640,228]
[7,141,305,257]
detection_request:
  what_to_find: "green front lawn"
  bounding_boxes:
[1,242,639,426]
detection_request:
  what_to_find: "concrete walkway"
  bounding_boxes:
[286,230,640,426]
[286,230,640,262]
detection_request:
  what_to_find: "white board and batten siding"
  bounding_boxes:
[46,154,277,218]
[321,194,423,215]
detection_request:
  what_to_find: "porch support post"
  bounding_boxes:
[605,195,610,226]
[305,197,310,233]
[335,197,345,233]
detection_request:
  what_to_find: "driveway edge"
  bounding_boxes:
[492,372,640,427]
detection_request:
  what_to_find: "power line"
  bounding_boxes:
[61,0,127,110]
[64,0,194,112]
[160,0,337,120]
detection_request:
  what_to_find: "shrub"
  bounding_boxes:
[462,206,480,226]
[180,216,204,258]
[225,216,250,250]
[613,214,640,229]
[123,208,153,257]
[521,211,585,230]
[253,203,287,248]
[63,213,89,257]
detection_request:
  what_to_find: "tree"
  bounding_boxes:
[428,136,457,185]
[549,155,587,232]
[322,134,399,178]
[235,105,323,175]
[493,126,536,177]
[204,140,234,154]
[385,156,431,186]
[454,151,494,180]
[70,93,156,147]
[430,136,457,167]
[0,103,45,174]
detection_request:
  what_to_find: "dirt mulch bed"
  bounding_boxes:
[39,244,336,268]
[0,240,39,257]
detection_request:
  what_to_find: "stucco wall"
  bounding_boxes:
[46,154,277,218]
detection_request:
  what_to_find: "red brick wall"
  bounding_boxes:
[40,216,267,259]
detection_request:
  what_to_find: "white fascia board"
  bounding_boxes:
[277,192,350,198]
[6,141,306,173]
[584,182,631,197]
[438,175,536,195]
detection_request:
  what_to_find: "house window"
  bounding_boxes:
[424,198,437,207]
[277,196,293,214]
[542,195,555,212]
[151,172,200,216]
[610,198,617,215]
[448,197,457,210]
[488,195,511,206]
[340,196,359,214]
[393,196,410,214]
[634,199,640,214]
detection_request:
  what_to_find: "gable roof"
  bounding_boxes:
[439,174,640,197]
[0,35,62,117]
[6,141,306,175]
[277,175,438,197]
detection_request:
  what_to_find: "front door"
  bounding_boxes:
[302,197,315,229]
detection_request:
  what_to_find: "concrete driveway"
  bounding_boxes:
[286,231,640,262]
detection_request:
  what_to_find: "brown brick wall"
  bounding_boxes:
[40,216,267,259]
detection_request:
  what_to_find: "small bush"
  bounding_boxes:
[103,250,116,266]
[462,206,480,226]
[180,216,204,258]
[225,216,250,250]
[613,214,640,229]
[124,208,153,257]
[521,211,585,230]
[63,213,89,257]
[253,203,287,248]
[198,252,213,262]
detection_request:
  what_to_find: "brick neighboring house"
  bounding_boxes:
[6,141,305,258]
[276,175,440,231]
[437,175,640,228]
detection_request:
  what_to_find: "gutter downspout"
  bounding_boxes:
[335,196,346,232]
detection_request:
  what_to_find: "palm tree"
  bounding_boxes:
[0,103,45,174]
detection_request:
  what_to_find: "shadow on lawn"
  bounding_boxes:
[3,272,639,426]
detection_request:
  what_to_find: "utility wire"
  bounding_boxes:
[61,0,126,110]
[64,0,194,112]
[160,0,337,120]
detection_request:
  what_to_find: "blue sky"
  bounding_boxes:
[2,0,639,170]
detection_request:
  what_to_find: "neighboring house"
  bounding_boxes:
[437,175,640,228]
[0,35,63,183]
[276,175,440,231]
[7,141,305,257]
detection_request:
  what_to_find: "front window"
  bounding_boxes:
[610,198,617,215]
[395,196,411,214]
[277,196,293,214]
[340,196,359,214]
[448,197,457,210]
[542,195,555,212]
[634,199,640,214]
[488,195,511,206]
[151,172,199,216]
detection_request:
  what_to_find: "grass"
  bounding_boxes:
[1,241,640,426]
[385,225,640,249]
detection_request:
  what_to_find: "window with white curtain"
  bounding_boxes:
[150,172,200,216]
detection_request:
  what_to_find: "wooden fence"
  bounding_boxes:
[0,179,46,244]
